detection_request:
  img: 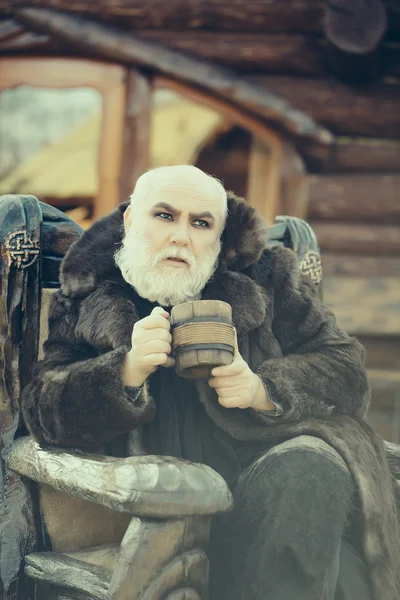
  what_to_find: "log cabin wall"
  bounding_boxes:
[0,0,399,440]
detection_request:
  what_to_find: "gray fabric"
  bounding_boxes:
[209,436,373,600]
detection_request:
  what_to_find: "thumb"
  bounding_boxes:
[151,306,169,318]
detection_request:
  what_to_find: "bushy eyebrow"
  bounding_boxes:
[152,202,215,222]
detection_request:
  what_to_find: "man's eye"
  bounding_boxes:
[156,212,172,220]
[194,220,209,228]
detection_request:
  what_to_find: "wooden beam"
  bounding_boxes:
[251,76,400,140]
[0,29,51,51]
[325,138,400,174]
[312,222,400,255]
[14,8,333,155]
[119,69,151,203]
[322,254,400,278]
[323,277,400,335]
[308,175,400,223]
[0,18,24,41]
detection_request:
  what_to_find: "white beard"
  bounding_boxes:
[114,228,220,307]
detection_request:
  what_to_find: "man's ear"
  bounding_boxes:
[123,205,132,231]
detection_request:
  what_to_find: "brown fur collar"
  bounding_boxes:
[60,192,268,300]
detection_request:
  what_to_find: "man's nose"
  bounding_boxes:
[170,223,190,246]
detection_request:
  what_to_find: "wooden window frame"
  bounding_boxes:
[0,57,126,220]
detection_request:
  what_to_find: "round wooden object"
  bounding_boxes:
[171,300,235,379]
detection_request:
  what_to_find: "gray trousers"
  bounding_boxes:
[209,436,373,600]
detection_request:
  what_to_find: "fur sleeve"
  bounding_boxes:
[254,247,370,423]
[21,291,155,449]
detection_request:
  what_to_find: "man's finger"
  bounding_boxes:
[211,358,244,377]
[151,306,170,320]
[161,355,176,368]
[209,375,243,389]
[218,396,246,409]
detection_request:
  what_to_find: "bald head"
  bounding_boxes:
[129,165,228,230]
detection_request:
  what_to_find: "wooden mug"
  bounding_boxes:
[170,300,235,379]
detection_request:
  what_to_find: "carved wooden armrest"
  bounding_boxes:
[7,437,232,517]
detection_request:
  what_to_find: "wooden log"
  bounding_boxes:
[308,175,400,223]
[14,8,333,153]
[358,336,400,370]
[1,1,326,33]
[368,369,400,409]
[200,132,400,175]
[119,69,151,203]
[136,31,323,75]
[323,0,387,83]
[323,276,400,334]
[326,137,400,173]
[312,222,400,255]
[322,254,400,278]
[251,76,400,139]
[134,31,400,78]
[2,1,399,36]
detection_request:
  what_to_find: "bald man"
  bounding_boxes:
[22,165,381,600]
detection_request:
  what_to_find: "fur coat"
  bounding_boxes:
[21,193,400,600]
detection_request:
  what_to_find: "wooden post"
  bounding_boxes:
[119,69,152,203]
[247,135,282,225]
[280,143,309,219]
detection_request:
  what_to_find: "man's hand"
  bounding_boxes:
[208,334,276,412]
[122,307,174,388]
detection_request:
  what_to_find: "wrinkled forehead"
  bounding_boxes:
[132,167,226,220]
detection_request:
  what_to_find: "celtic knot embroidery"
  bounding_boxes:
[299,250,322,284]
[4,229,40,269]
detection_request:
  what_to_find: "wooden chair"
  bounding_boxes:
[0,194,398,600]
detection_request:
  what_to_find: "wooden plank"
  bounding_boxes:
[324,277,400,335]
[308,175,400,223]
[326,138,400,174]
[119,69,151,203]
[322,254,400,278]
[14,8,333,153]
[311,222,400,255]
[250,76,400,139]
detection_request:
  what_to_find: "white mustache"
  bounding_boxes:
[153,247,195,268]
